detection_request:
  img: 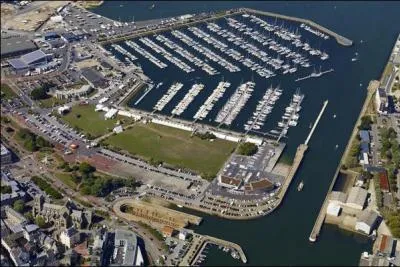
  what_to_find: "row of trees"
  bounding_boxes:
[17,128,52,152]
[31,176,63,199]
[194,132,216,140]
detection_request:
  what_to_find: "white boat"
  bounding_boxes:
[297,181,304,191]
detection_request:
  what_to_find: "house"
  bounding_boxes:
[376,234,395,257]
[379,171,390,193]
[161,225,175,237]
[355,210,379,235]
[346,187,368,210]
[60,226,80,249]
[359,130,370,143]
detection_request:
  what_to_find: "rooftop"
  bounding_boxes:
[347,187,368,208]
[111,229,138,266]
[1,35,37,57]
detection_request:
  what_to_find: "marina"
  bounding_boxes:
[101,7,345,140]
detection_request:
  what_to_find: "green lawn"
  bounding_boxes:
[61,104,127,139]
[103,123,237,179]
[1,83,17,100]
[39,97,67,108]
[54,172,78,190]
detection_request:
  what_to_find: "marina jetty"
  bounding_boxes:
[309,81,379,242]
[180,233,247,266]
[242,8,353,46]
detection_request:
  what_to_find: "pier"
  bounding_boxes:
[295,68,334,82]
[134,83,154,105]
[305,100,329,145]
[308,81,379,242]
[180,233,247,266]
[242,8,353,46]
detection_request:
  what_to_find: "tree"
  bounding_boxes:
[13,199,25,213]
[237,142,258,156]
[30,87,49,100]
[79,162,96,175]
[358,115,373,130]
[35,216,46,228]
[1,185,12,194]
[24,212,34,222]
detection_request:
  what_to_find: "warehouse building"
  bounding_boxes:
[7,49,52,73]
[81,68,108,89]
[1,35,38,59]
[345,187,368,210]
[355,210,379,235]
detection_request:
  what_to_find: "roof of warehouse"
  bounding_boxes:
[1,35,37,56]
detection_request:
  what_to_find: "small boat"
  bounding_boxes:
[177,204,183,208]
[333,114,337,118]
[297,181,304,191]
[335,144,339,149]
[149,3,155,9]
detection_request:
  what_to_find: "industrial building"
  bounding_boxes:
[355,210,379,235]
[7,49,52,72]
[345,187,368,210]
[1,35,38,59]
[81,67,108,89]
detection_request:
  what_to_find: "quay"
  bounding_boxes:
[98,7,352,47]
[242,8,353,46]
[308,81,379,242]
[180,233,247,266]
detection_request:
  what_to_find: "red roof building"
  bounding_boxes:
[379,171,390,192]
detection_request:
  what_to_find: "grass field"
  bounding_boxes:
[39,97,67,108]
[54,172,78,190]
[103,123,237,178]
[61,104,128,139]
[1,83,16,100]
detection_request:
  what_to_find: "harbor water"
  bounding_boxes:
[93,1,400,265]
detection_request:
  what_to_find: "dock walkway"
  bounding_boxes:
[309,80,379,242]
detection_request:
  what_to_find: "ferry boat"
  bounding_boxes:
[297,181,304,191]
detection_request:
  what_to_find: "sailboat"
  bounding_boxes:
[297,181,304,191]
[149,3,155,10]
[351,52,359,62]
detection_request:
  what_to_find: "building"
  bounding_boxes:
[60,226,80,249]
[44,32,60,41]
[113,125,123,134]
[110,229,144,266]
[32,195,92,230]
[81,68,108,89]
[1,143,12,164]
[375,88,388,114]
[326,202,341,216]
[54,84,93,99]
[105,108,118,120]
[355,210,379,235]
[359,130,370,143]
[379,171,390,193]
[375,234,395,257]
[178,230,189,241]
[57,105,71,115]
[22,224,39,242]
[329,191,347,205]
[1,35,38,59]
[7,49,52,72]
[161,225,175,237]
[346,187,368,210]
